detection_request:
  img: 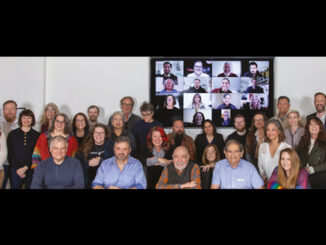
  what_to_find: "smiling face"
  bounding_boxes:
[254,114,265,129]
[93,126,106,145]
[152,130,163,148]
[280,151,292,172]
[287,112,299,128]
[266,122,280,142]
[194,61,203,76]
[172,146,190,171]
[204,121,214,135]
[206,146,217,163]
[21,116,33,128]
[3,102,17,123]
[221,79,230,92]
[112,113,124,130]
[46,106,57,121]
[50,140,67,164]
[54,115,65,133]
[224,142,243,167]
[75,115,86,130]
[309,119,320,138]
[114,142,131,162]
[314,94,326,113]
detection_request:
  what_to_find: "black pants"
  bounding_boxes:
[309,171,326,189]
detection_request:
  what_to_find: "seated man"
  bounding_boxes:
[156,146,201,189]
[211,140,264,189]
[186,78,207,93]
[167,119,196,161]
[31,136,84,189]
[92,136,146,189]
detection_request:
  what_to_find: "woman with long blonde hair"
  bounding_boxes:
[40,103,59,133]
[268,148,310,189]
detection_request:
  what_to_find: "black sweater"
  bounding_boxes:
[7,127,40,170]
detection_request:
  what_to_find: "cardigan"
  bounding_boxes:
[32,132,79,169]
[7,128,40,170]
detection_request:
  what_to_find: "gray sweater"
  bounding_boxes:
[31,157,85,189]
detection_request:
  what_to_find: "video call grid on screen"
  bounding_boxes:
[150,57,274,128]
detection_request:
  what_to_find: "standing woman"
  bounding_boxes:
[72,112,90,146]
[39,103,59,133]
[141,126,172,189]
[268,148,310,189]
[297,116,326,188]
[109,111,136,156]
[7,109,40,189]
[195,119,225,164]
[32,113,79,170]
[0,127,8,188]
[245,112,268,170]
[258,119,291,185]
[284,110,305,150]
[76,124,113,189]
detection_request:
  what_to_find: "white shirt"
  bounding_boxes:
[258,142,291,181]
[0,133,8,170]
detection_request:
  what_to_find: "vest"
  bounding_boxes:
[167,161,194,185]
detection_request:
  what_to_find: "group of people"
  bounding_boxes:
[0,92,325,190]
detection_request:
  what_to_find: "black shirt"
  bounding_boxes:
[7,127,40,170]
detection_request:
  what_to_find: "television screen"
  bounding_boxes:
[150,57,274,128]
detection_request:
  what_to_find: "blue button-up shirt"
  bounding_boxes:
[212,159,264,189]
[92,156,147,189]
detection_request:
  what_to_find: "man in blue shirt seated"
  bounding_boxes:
[211,140,264,189]
[92,136,147,189]
[31,136,85,189]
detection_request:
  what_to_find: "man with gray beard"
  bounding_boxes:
[156,146,201,189]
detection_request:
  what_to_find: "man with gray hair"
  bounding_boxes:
[211,140,264,189]
[31,136,84,189]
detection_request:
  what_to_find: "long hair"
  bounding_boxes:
[48,113,72,135]
[246,112,268,156]
[78,123,110,159]
[40,103,59,126]
[202,144,220,165]
[146,126,170,153]
[264,119,286,143]
[277,148,302,189]
[298,116,326,152]
[72,112,90,136]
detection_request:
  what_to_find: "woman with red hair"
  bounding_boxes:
[140,126,173,189]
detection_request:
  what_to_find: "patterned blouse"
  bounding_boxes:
[267,167,310,189]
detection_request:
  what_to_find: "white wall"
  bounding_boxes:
[0,56,324,139]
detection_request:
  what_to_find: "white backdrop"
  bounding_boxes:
[0,56,325,139]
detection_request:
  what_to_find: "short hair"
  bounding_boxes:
[222,78,230,84]
[314,92,326,98]
[140,102,154,113]
[3,100,17,109]
[120,96,135,107]
[234,113,246,121]
[49,135,68,149]
[249,62,258,68]
[110,111,125,126]
[224,140,244,153]
[18,109,36,127]
[114,136,131,149]
[277,96,290,104]
[223,93,231,99]
[87,105,100,113]
[163,61,172,68]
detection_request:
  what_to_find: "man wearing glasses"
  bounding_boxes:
[108,96,141,132]
[132,102,163,160]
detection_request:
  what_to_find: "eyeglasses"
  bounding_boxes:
[254,118,264,122]
[141,112,152,117]
[226,150,241,154]
[94,132,105,135]
[121,103,133,107]
[76,119,86,123]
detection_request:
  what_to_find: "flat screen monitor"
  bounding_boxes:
[150,57,274,128]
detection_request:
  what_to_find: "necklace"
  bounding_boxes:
[95,144,104,157]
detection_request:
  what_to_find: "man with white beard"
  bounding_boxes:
[156,146,201,189]
[306,92,326,130]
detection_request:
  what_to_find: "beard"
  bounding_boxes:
[316,104,325,113]
[174,132,184,147]
[174,162,186,171]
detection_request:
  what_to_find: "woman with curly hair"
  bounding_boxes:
[140,126,173,189]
